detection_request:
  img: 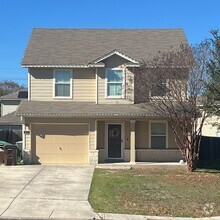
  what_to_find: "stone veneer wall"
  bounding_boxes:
[136,149,183,162]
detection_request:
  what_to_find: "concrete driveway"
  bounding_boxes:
[0,165,99,219]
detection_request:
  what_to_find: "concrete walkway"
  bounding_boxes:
[0,165,99,219]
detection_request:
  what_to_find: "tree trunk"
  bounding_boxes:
[185,147,199,172]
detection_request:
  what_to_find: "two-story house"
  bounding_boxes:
[0,90,28,143]
[16,28,188,164]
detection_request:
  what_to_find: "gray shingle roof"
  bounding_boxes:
[16,101,159,118]
[0,90,28,100]
[0,112,21,125]
[22,28,188,66]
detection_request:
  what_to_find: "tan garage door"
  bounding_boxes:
[31,124,89,164]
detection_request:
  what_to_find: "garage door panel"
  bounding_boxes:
[35,125,88,135]
[36,135,88,144]
[38,153,88,164]
[36,144,89,154]
[32,124,89,164]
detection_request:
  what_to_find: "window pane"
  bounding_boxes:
[107,70,123,82]
[151,81,166,96]
[55,71,70,83]
[107,84,122,96]
[151,123,166,135]
[12,125,22,130]
[151,136,166,149]
[0,125,9,130]
[151,84,166,96]
[55,84,70,96]
[63,84,70,96]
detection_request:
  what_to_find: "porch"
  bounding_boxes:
[96,119,183,164]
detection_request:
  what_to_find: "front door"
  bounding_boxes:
[107,124,122,159]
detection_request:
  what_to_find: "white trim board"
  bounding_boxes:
[90,49,139,65]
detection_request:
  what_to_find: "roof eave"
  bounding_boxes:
[21,63,105,68]
[15,113,158,118]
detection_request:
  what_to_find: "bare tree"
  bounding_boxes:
[0,80,26,96]
[130,42,210,171]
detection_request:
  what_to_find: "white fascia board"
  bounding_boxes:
[90,50,139,65]
[22,64,105,68]
[124,63,140,67]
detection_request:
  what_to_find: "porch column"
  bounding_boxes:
[89,119,99,165]
[94,119,97,149]
[130,120,136,164]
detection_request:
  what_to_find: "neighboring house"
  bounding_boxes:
[201,116,220,137]
[16,28,188,164]
[0,90,28,143]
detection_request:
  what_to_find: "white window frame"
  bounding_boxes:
[149,121,168,149]
[105,68,125,99]
[53,69,73,99]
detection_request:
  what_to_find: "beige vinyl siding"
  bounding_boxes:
[168,125,180,149]
[72,69,96,101]
[97,121,105,149]
[29,68,96,102]
[136,121,149,149]
[30,68,53,101]
[97,121,105,162]
[201,115,220,137]
[104,54,129,68]
[1,100,20,116]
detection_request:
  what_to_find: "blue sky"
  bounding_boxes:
[0,0,220,86]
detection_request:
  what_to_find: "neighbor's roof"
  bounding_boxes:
[0,90,28,100]
[0,112,21,125]
[16,101,159,118]
[22,28,188,66]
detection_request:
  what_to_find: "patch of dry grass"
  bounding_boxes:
[89,168,220,217]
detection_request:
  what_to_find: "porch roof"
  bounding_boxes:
[0,112,22,125]
[16,101,159,118]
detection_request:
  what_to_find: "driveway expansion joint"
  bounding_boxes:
[0,166,46,217]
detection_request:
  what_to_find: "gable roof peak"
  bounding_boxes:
[90,49,139,65]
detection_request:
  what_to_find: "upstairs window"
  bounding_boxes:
[150,79,167,97]
[106,68,124,98]
[54,70,72,98]
[150,122,167,149]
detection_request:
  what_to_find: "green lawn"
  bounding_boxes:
[89,168,220,217]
